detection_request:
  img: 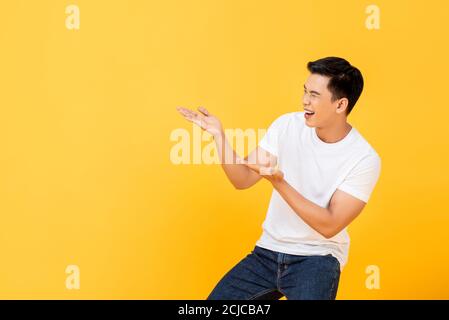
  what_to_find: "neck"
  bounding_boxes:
[315,120,352,144]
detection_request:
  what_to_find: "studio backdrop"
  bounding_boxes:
[0,0,448,299]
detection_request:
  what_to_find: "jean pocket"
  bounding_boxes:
[253,246,277,261]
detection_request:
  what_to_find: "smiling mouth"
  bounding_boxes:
[304,110,315,115]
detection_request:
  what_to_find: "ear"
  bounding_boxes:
[336,98,349,114]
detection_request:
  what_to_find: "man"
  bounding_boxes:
[176,57,381,300]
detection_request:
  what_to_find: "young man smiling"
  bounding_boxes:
[177,57,381,300]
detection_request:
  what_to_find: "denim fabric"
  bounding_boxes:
[207,245,341,300]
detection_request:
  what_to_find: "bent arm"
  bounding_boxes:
[270,179,366,238]
[214,131,276,190]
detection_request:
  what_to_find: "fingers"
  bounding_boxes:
[176,107,203,119]
[176,106,188,118]
[245,162,280,177]
[259,166,275,175]
[176,107,208,131]
[176,106,194,118]
[259,166,284,182]
[176,106,205,122]
[272,170,284,181]
[197,106,211,117]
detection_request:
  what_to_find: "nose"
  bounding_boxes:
[302,92,310,106]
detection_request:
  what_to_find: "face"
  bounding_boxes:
[302,73,348,127]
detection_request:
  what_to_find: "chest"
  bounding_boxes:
[277,130,358,199]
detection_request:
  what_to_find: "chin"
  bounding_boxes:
[304,117,317,127]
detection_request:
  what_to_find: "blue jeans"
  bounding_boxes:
[207,245,341,300]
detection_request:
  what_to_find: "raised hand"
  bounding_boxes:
[176,106,224,138]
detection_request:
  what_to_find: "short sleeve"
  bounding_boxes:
[258,113,292,157]
[337,153,381,203]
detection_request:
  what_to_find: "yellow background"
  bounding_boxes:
[0,0,448,299]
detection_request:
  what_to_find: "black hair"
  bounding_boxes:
[307,57,364,116]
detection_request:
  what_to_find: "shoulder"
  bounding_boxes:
[269,111,304,129]
[352,131,382,168]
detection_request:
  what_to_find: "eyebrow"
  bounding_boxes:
[304,85,321,95]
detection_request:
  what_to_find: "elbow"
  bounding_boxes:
[234,183,249,190]
[231,180,245,189]
[317,212,342,239]
[322,231,337,239]
[232,177,254,190]
[319,226,340,239]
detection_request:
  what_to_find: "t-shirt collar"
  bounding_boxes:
[312,125,356,149]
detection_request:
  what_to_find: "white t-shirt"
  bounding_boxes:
[256,111,381,270]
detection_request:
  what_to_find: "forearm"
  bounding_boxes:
[214,131,251,189]
[271,179,336,238]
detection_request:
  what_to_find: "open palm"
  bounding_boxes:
[176,106,223,137]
